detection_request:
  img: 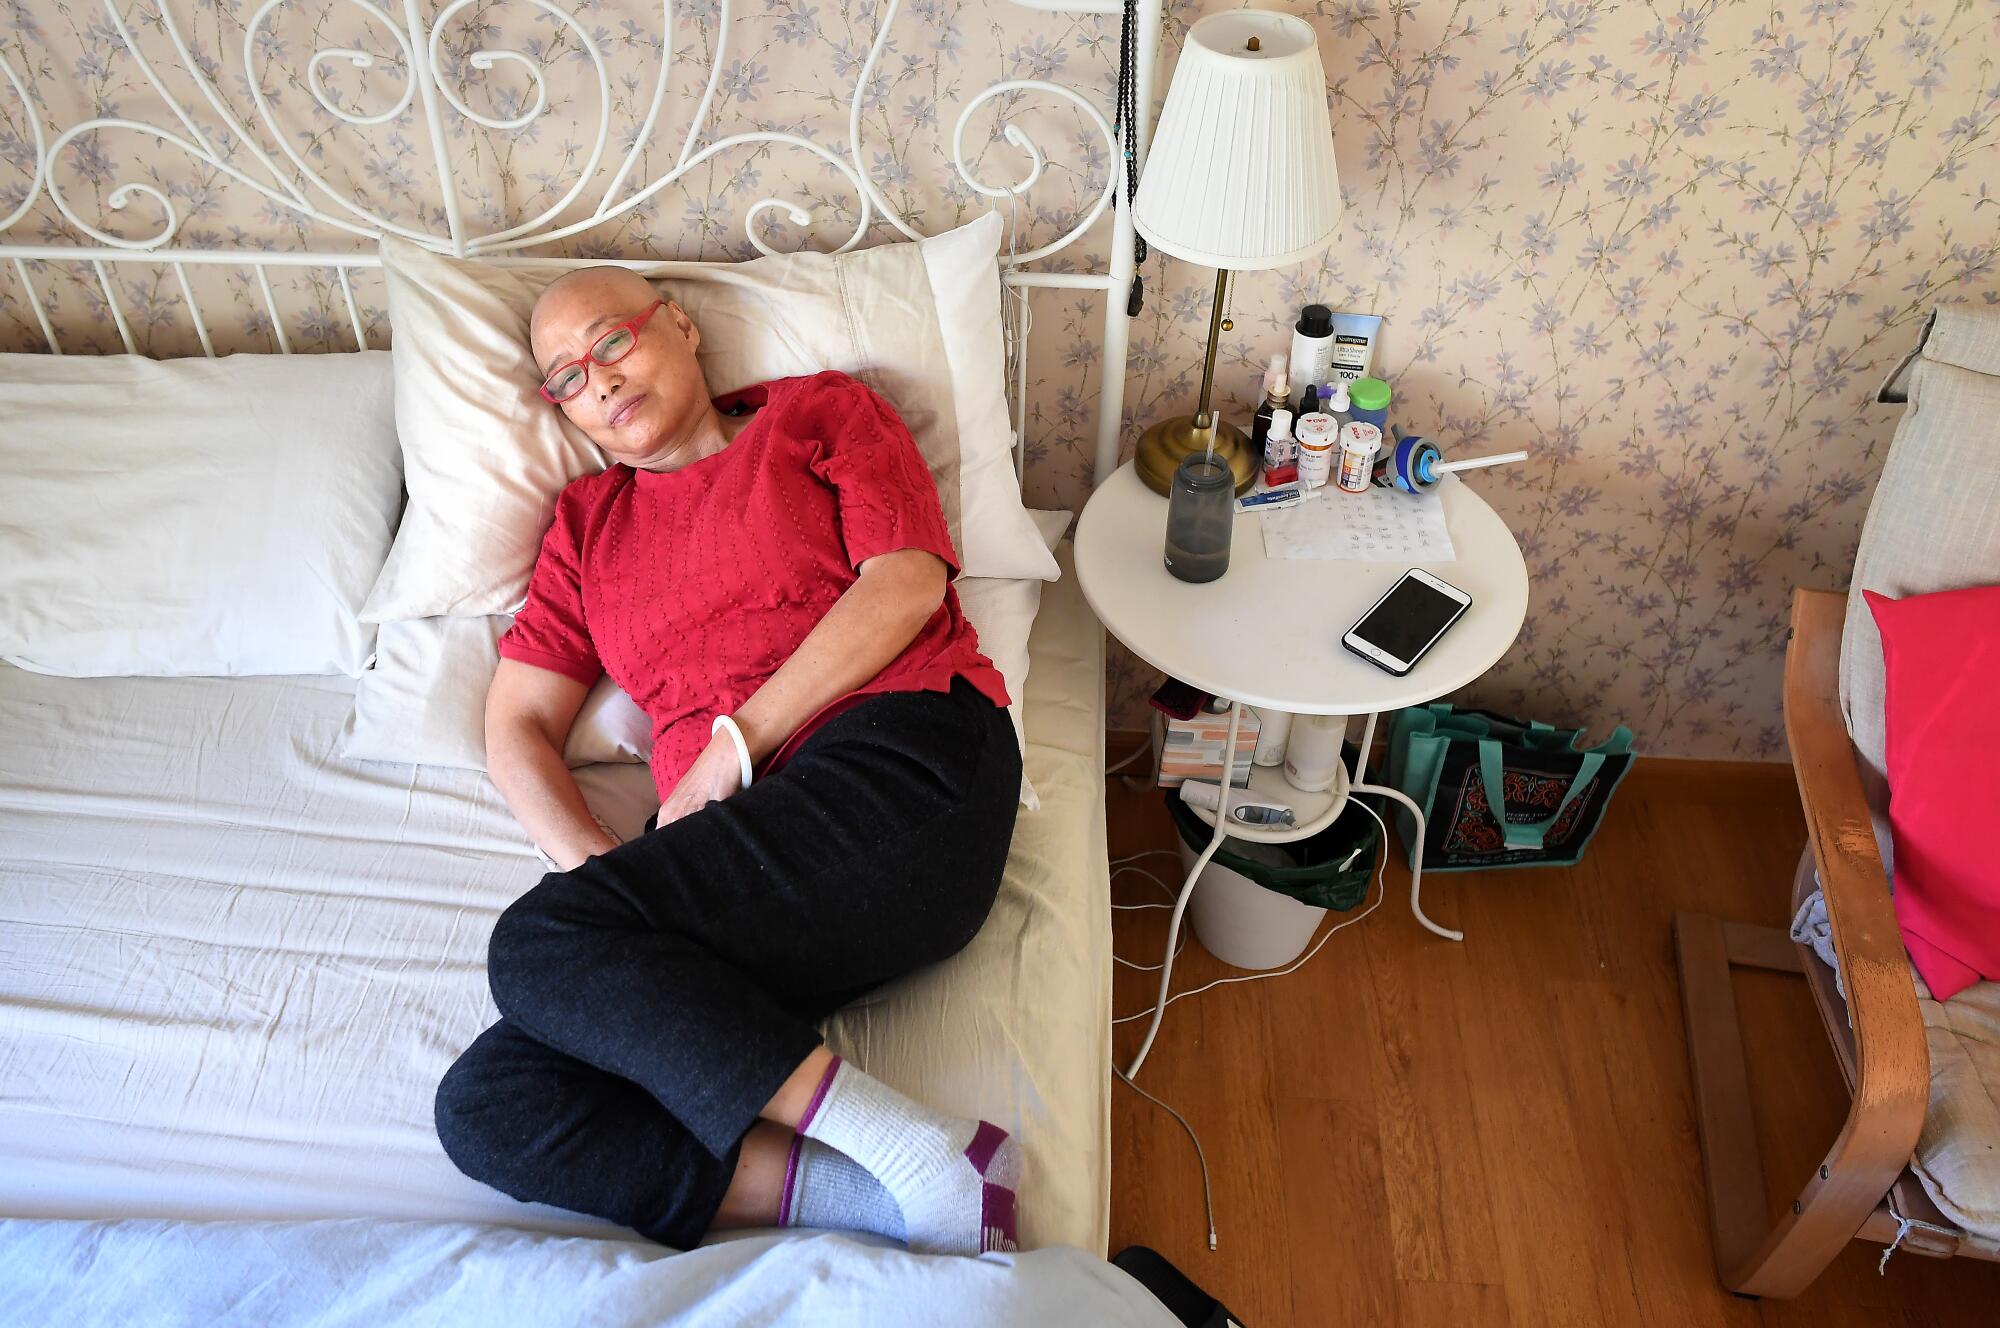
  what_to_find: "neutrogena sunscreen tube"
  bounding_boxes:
[1329,312,1382,383]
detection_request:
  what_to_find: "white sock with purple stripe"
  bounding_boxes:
[778,1137,905,1241]
[795,1055,1021,1256]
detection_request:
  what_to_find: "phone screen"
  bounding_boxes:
[1352,576,1465,662]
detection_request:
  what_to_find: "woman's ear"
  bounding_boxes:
[667,301,700,353]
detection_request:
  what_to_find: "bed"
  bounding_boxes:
[0,545,1107,1243]
[0,0,1160,1317]
[0,551,1128,1319]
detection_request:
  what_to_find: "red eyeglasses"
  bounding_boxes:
[539,300,666,404]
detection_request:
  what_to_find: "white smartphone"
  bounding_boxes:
[1342,569,1473,677]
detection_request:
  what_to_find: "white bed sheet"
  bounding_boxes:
[0,546,1108,1252]
[0,1223,1177,1328]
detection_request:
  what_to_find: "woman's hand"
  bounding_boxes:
[652,550,945,829]
[657,732,747,826]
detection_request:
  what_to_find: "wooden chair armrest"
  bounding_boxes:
[1674,589,1934,1297]
[1786,591,1918,1005]
[1783,587,1928,1171]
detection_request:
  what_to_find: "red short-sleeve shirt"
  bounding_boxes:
[498,370,1010,798]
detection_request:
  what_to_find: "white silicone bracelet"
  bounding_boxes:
[712,714,755,789]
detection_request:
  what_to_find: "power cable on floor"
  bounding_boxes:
[1108,798,1393,1250]
[1115,1065,1218,1251]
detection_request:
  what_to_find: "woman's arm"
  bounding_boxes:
[487,659,620,870]
[657,547,947,825]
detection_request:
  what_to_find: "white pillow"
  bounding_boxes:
[345,510,1072,807]
[958,508,1073,812]
[364,252,605,619]
[343,615,650,770]
[363,212,1055,622]
[0,352,400,678]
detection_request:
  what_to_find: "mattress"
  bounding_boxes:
[0,546,1108,1253]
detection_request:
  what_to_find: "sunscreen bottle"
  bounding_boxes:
[1289,305,1335,397]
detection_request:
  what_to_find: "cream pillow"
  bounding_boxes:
[958,508,1074,812]
[363,213,1055,621]
[342,615,650,770]
[344,512,1072,806]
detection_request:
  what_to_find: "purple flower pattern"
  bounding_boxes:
[1,0,1995,755]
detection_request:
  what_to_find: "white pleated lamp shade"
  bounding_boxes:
[1133,10,1341,271]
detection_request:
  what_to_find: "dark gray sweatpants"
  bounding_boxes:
[434,679,1020,1247]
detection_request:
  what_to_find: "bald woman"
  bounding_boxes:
[432,267,1025,1256]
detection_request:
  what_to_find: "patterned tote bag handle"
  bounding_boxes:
[1476,741,1605,851]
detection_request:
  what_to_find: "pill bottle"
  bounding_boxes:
[1337,421,1381,493]
[1295,413,1337,489]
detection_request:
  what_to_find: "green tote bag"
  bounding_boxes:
[1385,704,1635,872]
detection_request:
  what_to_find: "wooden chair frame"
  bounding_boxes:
[1673,588,1992,1298]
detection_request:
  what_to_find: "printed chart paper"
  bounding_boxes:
[1259,485,1456,563]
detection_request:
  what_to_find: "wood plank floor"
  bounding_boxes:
[1104,752,2000,1326]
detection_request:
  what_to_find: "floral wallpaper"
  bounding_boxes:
[3,0,1996,755]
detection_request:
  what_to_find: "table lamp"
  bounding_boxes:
[1131,9,1343,496]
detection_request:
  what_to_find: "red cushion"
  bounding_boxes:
[1864,587,2000,1001]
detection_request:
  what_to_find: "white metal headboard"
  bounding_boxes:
[0,0,1157,485]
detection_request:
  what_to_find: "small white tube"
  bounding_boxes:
[1432,449,1529,475]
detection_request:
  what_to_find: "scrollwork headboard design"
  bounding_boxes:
[0,0,1158,486]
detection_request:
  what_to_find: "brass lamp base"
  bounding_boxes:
[1134,415,1257,497]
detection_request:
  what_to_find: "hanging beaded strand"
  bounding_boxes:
[1117,0,1148,314]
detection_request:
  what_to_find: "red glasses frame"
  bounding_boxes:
[539,300,666,404]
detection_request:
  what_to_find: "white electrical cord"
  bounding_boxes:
[1111,862,1179,911]
[1112,867,1191,969]
[1111,796,1389,1024]
[1108,712,1163,786]
[1114,937,1189,970]
[1106,796,1392,1251]
[1111,849,1182,867]
[1115,1066,1219,1252]
[1105,739,1152,776]
[1112,865,1189,965]
[1109,855,1188,908]
[1122,703,1243,1080]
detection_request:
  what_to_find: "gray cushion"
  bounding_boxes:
[1912,964,2000,1247]
[1840,305,2000,856]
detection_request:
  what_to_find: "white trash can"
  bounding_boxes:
[1179,834,1328,971]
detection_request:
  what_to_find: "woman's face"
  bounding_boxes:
[529,267,712,466]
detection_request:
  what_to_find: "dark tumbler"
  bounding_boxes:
[1163,452,1233,584]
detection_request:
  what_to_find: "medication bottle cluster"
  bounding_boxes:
[1252,304,1395,495]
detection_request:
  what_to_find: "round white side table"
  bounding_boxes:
[1074,461,1529,1077]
